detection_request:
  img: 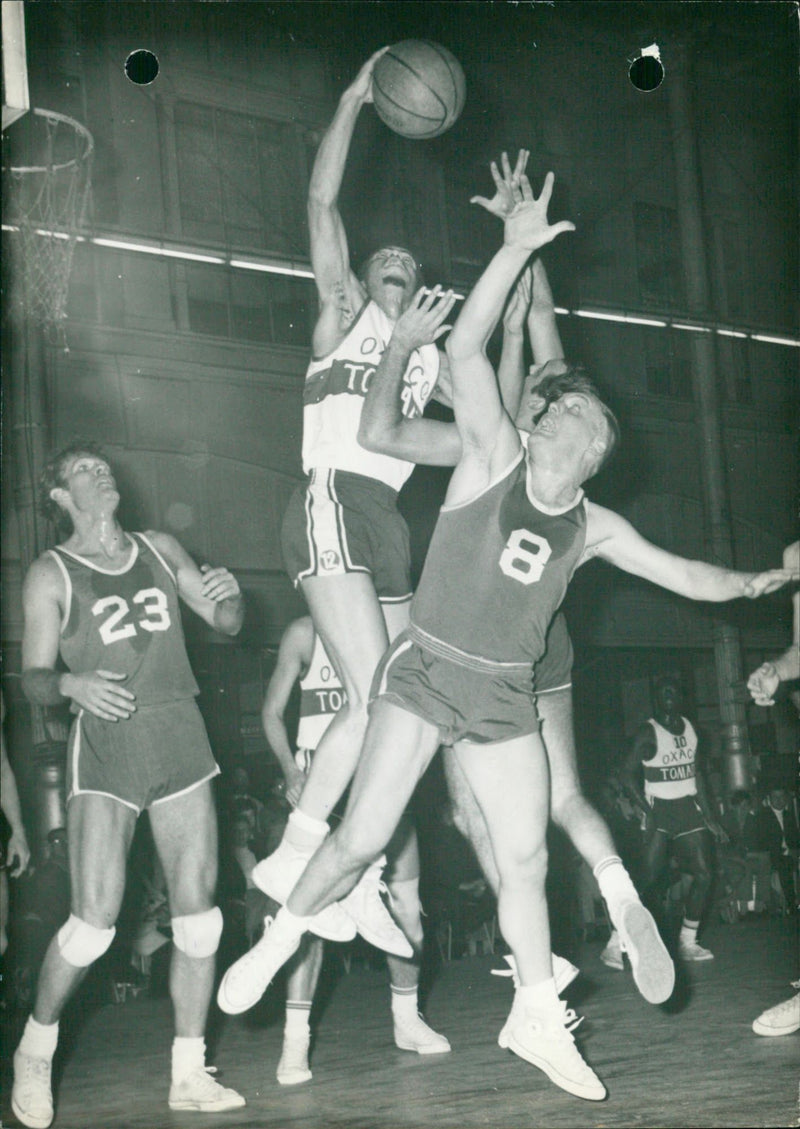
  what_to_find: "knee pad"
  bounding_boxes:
[171,907,223,958]
[57,913,116,968]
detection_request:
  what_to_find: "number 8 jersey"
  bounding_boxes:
[48,532,199,707]
[410,450,587,670]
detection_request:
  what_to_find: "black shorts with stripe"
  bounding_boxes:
[281,468,413,602]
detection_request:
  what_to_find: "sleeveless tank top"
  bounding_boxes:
[296,632,346,751]
[411,451,587,670]
[48,532,198,707]
[302,299,440,491]
[642,717,699,800]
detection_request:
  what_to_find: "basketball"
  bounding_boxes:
[372,41,466,140]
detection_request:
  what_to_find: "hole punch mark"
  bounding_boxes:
[629,44,664,92]
[125,50,159,86]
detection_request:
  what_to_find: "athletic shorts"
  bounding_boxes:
[281,468,412,602]
[646,794,707,839]
[67,698,220,814]
[370,629,539,746]
[534,612,573,695]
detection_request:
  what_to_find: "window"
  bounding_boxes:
[174,101,307,257]
[633,202,684,309]
[186,263,314,346]
[641,326,692,399]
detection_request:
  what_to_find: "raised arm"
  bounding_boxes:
[262,619,313,807]
[446,173,575,460]
[747,541,800,705]
[147,532,243,637]
[584,503,796,602]
[308,48,388,357]
[527,254,565,366]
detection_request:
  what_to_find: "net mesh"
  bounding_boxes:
[3,109,93,341]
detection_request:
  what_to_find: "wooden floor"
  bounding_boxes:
[2,914,797,1129]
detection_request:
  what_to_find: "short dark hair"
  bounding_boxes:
[534,365,621,473]
[39,440,108,532]
[356,245,425,288]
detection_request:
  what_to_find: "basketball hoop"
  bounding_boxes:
[3,107,94,344]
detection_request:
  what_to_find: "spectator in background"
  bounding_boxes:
[616,675,727,964]
[751,780,799,914]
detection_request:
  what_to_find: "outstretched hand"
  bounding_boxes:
[471,150,530,219]
[347,46,391,104]
[392,285,458,352]
[743,568,799,599]
[503,172,576,253]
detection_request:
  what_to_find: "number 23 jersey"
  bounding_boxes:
[48,532,199,707]
[410,450,587,669]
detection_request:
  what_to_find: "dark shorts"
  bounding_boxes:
[67,698,220,813]
[370,629,539,746]
[534,612,573,696]
[281,469,412,603]
[647,794,707,839]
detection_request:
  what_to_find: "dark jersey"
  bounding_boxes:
[48,532,198,707]
[410,450,587,669]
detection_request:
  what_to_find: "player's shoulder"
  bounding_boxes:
[23,551,65,600]
[141,529,185,562]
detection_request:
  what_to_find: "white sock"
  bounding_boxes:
[285,1001,312,1037]
[171,1036,205,1083]
[391,985,419,1023]
[517,977,561,1015]
[19,1016,59,1059]
[593,855,639,918]
[680,919,699,945]
[285,809,329,851]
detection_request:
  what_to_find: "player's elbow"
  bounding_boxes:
[357,417,389,453]
[445,328,481,365]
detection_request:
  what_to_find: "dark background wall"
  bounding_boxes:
[2,1,797,788]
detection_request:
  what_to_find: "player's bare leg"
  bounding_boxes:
[277,937,325,1085]
[13,796,134,1129]
[452,733,605,1102]
[384,818,450,1054]
[151,781,245,1113]
[218,700,441,1016]
[254,574,411,952]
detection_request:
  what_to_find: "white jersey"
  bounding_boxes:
[296,633,346,752]
[642,716,699,800]
[301,300,440,492]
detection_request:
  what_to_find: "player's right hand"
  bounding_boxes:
[284,764,307,808]
[348,46,391,104]
[471,149,530,219]
[63,670,136,721]
[393,285,457,352]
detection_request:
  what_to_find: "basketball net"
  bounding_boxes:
[3,108,94,346]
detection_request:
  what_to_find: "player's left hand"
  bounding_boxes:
[504,172,576,253]
[200,564,241,602]
[746,661,780,706]
[742,568,798,599]
[470,149,530,219]
[393,285,457,352]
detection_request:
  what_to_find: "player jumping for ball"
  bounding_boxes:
[217,172,792,1102]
